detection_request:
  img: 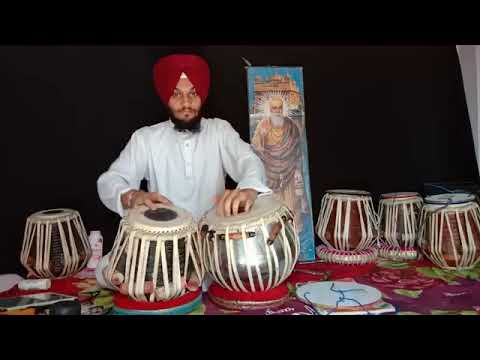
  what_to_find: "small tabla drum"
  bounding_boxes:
[316,190,379,264]
[21,209,92,279]
[378,192,423,260]
[200,195,300,310]
[105,205,204,306]
[419,193,480,270]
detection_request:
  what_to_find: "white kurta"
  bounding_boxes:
[96,117,271,291]
[97,117,271,220]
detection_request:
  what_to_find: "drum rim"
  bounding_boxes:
[381,192,421,200]
[125,204,196,235]
[29,208,77,221]
[326,189,371,197]
[295,281,382,308]
[424,193,476,205]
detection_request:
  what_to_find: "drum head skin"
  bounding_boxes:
[424,193,476,205]
[126,204,195,233]
[30,208,77,221]
[296,281,381,308]
[203,195,286,229]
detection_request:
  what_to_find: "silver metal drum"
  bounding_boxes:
[200,195,300,293]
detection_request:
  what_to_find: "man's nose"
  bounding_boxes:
[180,94,192,106]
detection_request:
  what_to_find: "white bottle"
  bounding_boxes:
[87,231,103,269]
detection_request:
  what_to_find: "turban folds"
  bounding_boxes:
[153,54,211,105]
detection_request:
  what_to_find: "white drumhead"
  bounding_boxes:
[296,281,382,308]
[424,193,475,205]
[203,194,286,228]
[29,208,76,221]
[126,204,195,233]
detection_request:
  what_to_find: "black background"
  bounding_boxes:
[1,45,478,275]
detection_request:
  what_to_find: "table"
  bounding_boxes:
[2,259,480,315]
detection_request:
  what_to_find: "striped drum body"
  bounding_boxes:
[105,205,204,302]
[200,195,300,293]
[419,193,480,270]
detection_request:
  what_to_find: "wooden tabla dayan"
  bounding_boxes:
[316,189,379,264]
[104,205,204,302]
[377,192,423,260]
[200,195,300,294]
[419,193,480,270]
[21,209,92,278]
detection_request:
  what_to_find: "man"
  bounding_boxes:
[96,54,271,289]
[251,96,306,232]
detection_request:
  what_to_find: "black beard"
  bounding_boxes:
[169,109,203,133]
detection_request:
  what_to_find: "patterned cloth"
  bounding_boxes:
[196,258,480,315]
[2,258,480,315]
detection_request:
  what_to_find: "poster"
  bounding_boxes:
[247,67,315,261]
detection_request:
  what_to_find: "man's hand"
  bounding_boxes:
[215,189,258,217]
[121,190,172,210]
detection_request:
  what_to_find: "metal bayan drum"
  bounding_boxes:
[419,193,480,270]
[21,209,91,278]
[378,192,423,260]
[200,195,300,293]
[104,205,204,302]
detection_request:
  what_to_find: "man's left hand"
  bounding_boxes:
[215,189,258,217]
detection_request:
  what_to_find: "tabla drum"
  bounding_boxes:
[378,192,423,260]
[200,195,300,294]
[316,189,379,264]
[419,193,480,270]
[21,209,92,278]
[104,205,204,303]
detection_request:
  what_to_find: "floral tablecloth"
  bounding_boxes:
[2,259,480,315]
[193,258,480,315]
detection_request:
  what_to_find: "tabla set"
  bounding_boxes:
[102,194,299,314]
[315,189,480,270]
[19,189,480,315]
[19,195,299,314]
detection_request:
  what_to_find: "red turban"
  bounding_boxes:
[153,54,211,106]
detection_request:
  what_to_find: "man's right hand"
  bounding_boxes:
[121,190,172,210]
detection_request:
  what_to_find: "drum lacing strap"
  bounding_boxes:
[381,198,421,248]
